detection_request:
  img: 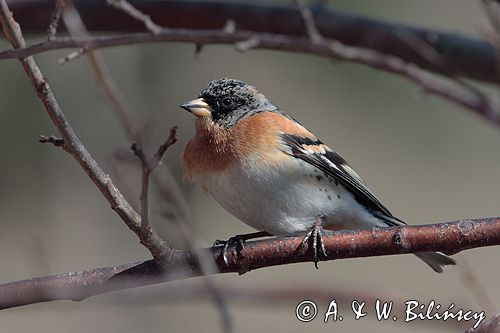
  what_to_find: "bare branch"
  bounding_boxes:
[0,28,498,127]
[5,0,497,84]
[0,217,499,311]
[46,0,64,40]
[130,127,177,256]
[0,0,172,261]
[293,0,322,44]
[60,0,139,140]
[324,40,500,126]
[105,0,162,35]
[149,126,178,170]
[459,259,498,314]
[289,3,496,128]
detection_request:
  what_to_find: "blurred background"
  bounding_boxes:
[1,0,499,332]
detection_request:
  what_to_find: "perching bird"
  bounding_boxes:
[180,78,456,272]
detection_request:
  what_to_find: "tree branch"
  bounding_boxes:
[1,28,498,127]
[105,0,161,35]
[0,217,499,310]
[0,0,174,262]
[3,0,498,84]
[131,127,178,261]
[2,2,499,126]
[293,0,323,44]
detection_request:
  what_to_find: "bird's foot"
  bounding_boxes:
[213,231,270,266]
[301,216,328,269]
[213,235,245,266]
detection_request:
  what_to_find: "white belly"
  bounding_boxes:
[191,157,383,236]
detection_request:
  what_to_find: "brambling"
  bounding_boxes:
[180,78,456,272]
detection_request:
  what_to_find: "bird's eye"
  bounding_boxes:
[222,97,233,107]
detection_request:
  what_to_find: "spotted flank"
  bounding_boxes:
[279,133,403,226]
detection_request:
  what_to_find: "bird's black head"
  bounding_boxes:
[180,78,278,127]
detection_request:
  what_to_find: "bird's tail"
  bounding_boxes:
[414,252,456,273]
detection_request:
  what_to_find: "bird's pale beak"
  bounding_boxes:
[180,98,212,118]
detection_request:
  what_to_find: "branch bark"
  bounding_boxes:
[3,0,498,84]
[0,217,499,310]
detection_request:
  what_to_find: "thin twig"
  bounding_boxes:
[46,0,64,40]
[293,0,323,44]
[132,142,155,249]
[60,0,138,140]
[459,259,498,314]
[149,127,178,169]
[39,134,64,147]
[131,127,177,249]
[106,0,162,35]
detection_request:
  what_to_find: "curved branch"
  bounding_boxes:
[1,28,498,126]
[4,0,498,84]
[2,2,499,126]
[0,217,499,310]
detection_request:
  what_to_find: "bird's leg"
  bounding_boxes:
[301,215,328,269]
[213,231,271,266]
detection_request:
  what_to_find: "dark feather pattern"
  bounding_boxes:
[280,133,404,227]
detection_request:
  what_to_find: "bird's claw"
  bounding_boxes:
[213,235,246,266]
[301,220,328,269]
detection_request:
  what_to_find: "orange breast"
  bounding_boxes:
[182,112,317,178]
[182,119,236,176]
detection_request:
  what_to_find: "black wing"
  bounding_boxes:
[279,133,404,226]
